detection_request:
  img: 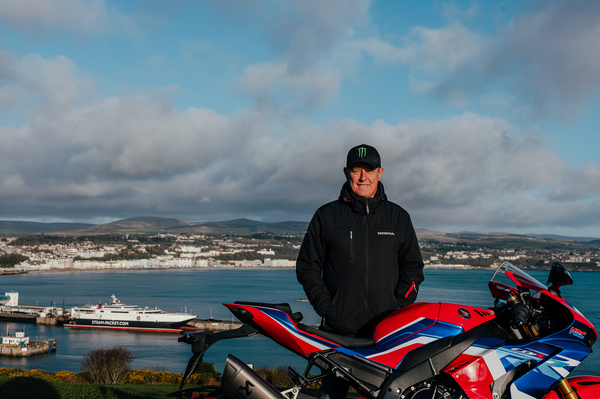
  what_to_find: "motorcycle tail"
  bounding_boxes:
[542,376,600,399]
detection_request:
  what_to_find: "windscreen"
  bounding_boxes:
[490,261,548,293]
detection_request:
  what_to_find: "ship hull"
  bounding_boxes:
[64,317,194,332]
[66,294,197,333]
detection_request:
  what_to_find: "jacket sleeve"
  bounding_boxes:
[296,211,332,317]
[395,216,425,308]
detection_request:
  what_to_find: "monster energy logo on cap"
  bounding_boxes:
[346,144,381,168]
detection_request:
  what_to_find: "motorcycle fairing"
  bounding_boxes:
[178,262,600,399]
[373,303,440,342]
[542,297,598,347]
[444,339,561,399]
[347,320,464,369]
[509,340,591,399]
[443,327,592,399]
[373,303,496,343]
[222,272,593,399]
[378,321,506,399]
[225,301,497,371]
[342,302,496,369]
[225,303,341,355]
[491,262,598,344]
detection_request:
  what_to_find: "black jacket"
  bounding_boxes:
[296,182,424,337]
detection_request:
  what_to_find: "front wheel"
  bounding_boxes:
[541,376,600,399]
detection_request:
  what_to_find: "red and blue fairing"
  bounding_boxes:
[224,303,341,354]
[224,301,496,371]
[442,262,598,399]
[178,262,599,399]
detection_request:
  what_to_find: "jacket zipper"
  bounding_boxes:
[350,227,353,261]
[364,198,369,319]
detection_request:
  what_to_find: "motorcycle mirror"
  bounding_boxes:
[547,262,573,295]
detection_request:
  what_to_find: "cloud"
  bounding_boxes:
[4,49,599,233]
[239,61,342,112]
[370,113,563,206]
[550,162,600,201]
[230,0,371,112]
[63,93,240,178]
[354,23,487,73]
[2,1,600,236]
[225,0,600,122]
[492,0,600,122]
[361,0,600,122]
[0,0,111,34]
[0,50,95,123]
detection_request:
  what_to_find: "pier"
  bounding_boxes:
[0,340,56,357]
[187,318,242,331]
[0,291,67,324]
[1,329,57,357]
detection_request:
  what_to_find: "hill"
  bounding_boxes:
[526,233,600,242]
[171,218,307,235]
[0,218,598,247]
[0,217,308,236]
[0,220,94,236]
[88,216,191,233]
[416,230,600,252]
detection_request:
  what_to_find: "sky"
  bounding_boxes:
[1,0,600,238]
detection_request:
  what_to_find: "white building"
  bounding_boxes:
[1,291,19,306]
[263,259,296,267]
[2,330,30,345]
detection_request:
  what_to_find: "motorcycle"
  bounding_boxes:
[175,261,600,399]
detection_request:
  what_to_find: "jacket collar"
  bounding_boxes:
[339,181,387,215]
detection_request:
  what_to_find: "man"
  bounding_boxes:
[296,144,425,398]
[297,143,424,336]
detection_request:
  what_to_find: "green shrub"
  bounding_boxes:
[80,346,135,384]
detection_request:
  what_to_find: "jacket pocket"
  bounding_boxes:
[390,291,400,309]
[325,290,340,330]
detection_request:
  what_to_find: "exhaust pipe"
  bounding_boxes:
[221,355,285,399]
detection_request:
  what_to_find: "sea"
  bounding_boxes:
[0,268,599,377]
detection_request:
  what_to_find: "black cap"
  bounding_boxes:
[346,144,381,168]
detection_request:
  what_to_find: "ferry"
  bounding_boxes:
[64,295,196,333]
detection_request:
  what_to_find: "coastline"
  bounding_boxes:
[5,263,599,276]
[9,266,297,275]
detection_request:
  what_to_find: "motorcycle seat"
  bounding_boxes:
[296,323,375,348]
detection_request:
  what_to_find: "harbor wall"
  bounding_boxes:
[188,318,242,331]
[0,312,37,322]
[0,340,55,357]
[36,316,59,325]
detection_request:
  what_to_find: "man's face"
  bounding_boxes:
[344,162,384,198]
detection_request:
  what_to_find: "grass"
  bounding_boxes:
[0,376,213,399]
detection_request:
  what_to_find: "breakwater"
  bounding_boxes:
[188,318,242,331]
[0,339,56,357]
[0,312,68,325]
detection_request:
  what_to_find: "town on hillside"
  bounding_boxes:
[1,231,600,273]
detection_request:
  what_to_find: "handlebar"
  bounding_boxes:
[506,291,533,329]
[511,303,531,327]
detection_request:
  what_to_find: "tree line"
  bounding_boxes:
[0,254,28,268]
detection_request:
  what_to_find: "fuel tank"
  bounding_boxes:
[373,302,496,343]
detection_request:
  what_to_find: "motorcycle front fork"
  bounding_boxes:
[557,378,579,399]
